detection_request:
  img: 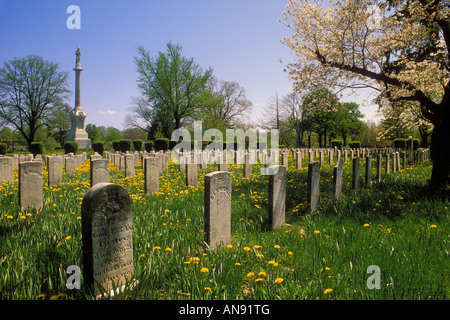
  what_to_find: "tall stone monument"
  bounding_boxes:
[65,46,91,149]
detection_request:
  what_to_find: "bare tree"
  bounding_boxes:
[199,78,253,129]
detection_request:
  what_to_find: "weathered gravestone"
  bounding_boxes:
[392,152,397,172]
[19,161,43,210]
[365,155,372,187]
[119,156,125,171]
[333,158,344,200]
[296,151,302,170]
[244,152,252,178]
[281,152,288,169]
[268,165,286,230]
[124,154,135,178]
[201,151,208,170]
[90,159,109,187]
[307,161,320,211]
[81,183,133,297]
[65,157,75,174]
[186,158,198,187]
[90,153,102,161]
[408,136,414,165]
[319,150,324,167]
[144,157,159,195]
[0,157,13,183]
[179,152,186,172]
[352,157,360,192]
[204,171,231,251]
[218,151,228,171]
[385,153,390,174]
[48,156,63,187]
[376,154,382,182]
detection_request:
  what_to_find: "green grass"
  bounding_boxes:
[0,154,448,300]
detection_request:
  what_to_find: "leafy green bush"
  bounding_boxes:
[30,142,43,156]
[64,141,78,154]
[133,140,143,152]
[349,141,361,149]
[119,139,132,153]
[0,143,7,155]
[154,138,169,151]
[331,139,343,149]
[92,141,105,155]
[144,141,154,152]
[112,140,121,152]
[169,140,178,150]
[393,138,407,150]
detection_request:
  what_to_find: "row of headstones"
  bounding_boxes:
[3,147,431,296]
[104,146,431,198]
[0,144,431,213]
[79,163,289,297]
[0,153,88,210]
[291,147,430,167]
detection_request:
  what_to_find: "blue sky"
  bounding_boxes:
[0,0,378,130]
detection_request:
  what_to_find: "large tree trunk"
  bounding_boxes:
[429,103,450,188]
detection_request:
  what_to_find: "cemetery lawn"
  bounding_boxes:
[0,155,448,300]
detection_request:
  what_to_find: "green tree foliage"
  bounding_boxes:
[0,55,70,150]
[131,42,213,138]
[300,87,365,148]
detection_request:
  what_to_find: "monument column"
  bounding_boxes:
[74,49,82,109]
[65,46,91,149]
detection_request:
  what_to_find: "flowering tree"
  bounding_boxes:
[280,0,449,187]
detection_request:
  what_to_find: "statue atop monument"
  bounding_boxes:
[65,46,91,149]
[75,46,82,68]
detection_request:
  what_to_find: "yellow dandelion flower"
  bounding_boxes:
[226,244,233,249]
[253,245,262,249]
[65,236,72,241]
[153,246,161,250]
[243,246,251,252]
[314,230,320,234]
[139,254,146,258]
[255,278,265,283]
[258,271,266,277]
[235,262,241,266]
[324,288,333,294]
[288,251,293,255]
[274,278,284,284]
[165,248,172,252]
[363,224,370,228]
[430,224,437,228]
[246,272,255,278]
[200,267,209,273]
[274,245,281,249]
[204,287,211,291]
